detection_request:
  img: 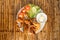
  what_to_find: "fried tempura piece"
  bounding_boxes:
[16,19,24,28]
[33,22,40,31]
[24,20,30,25]
[28,25,36,34]
[16,19,23,23]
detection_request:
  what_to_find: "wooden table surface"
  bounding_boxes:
[0,0,60,40]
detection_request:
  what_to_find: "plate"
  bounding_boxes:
[16,5,47,34]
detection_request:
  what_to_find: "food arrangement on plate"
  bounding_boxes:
[16,4,47,34]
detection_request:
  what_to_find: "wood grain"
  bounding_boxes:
[0,0,60,40]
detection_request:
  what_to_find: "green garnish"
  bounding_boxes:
[27,4,40,18]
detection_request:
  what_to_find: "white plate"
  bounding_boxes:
[16,7,47,33]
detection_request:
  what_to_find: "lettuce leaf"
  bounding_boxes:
[27,4,40,18]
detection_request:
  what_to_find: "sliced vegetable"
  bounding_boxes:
[22,9,26,13]
[18,12,24,19]
[25,5,30,11]
[26,4,40,18]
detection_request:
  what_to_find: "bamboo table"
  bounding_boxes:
[0,0,60,40]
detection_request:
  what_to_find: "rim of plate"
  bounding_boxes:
[16,7,46,34]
